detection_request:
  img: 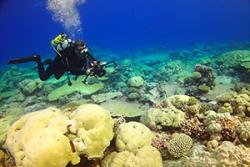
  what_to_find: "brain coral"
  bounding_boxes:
[167,133,193,158]
[115,122,153,153]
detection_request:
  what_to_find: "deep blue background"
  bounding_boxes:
[1,0,250,64]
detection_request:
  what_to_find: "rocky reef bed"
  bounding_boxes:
[0,44,250,167]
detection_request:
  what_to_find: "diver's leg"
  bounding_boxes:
[51,56,66,80]
[54,63,66,80]
[36,55,64,81]
[37,60,55,81]
[8,55,41,64]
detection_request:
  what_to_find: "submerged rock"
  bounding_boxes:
[47,76,104,101]
[0,106,24,145]
[128,76,144,88]
[19,79,43,95]
[91,91,123,104]
[100,99,145,117]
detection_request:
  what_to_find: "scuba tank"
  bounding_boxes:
[51,33,73,53]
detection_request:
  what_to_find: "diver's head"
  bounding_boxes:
[75,40,86,50]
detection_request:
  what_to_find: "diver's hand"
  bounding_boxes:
[86,69,92,75]
[86,67,94,75]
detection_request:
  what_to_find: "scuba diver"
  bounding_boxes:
[8,33,117,86]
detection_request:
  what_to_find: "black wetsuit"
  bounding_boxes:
[37,45,96,81]
[9,44,96,81]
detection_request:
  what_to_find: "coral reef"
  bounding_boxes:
[164,141,250,167]
[2,46,250,167]
[216,91,250,115]
[156,61,186,82]
[184,64,216,96]
[214,50,250,82]
[215,50,250,71]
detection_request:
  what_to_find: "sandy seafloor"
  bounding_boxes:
[0,42,250,167]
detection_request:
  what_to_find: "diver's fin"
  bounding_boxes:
[8,55,41,64]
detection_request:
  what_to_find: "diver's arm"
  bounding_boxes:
[85,51,97,62]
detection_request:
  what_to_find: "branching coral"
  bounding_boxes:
[236,121,250,144]
[216,116,240,142]
[180,117,208,139]
[151,132,171,159]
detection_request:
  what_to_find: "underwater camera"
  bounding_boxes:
[82,61,118,84]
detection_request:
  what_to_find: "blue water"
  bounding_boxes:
[1,0,250,64]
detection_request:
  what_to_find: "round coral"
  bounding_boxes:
[140,108,185,129]
[116,122,153,153]
[5,108,80,167]
[69,104,114,159]
[127,76,144,88]
[167,133,193,158]
[101,145,163,167]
